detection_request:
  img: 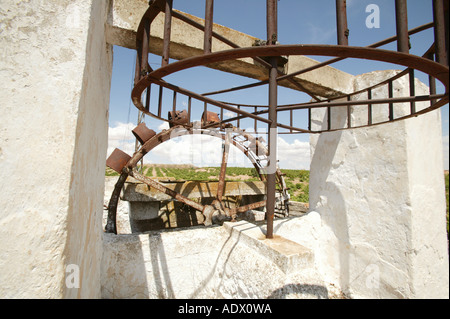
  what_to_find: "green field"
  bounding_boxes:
[106,166,450,233]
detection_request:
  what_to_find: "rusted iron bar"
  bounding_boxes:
[368,88,373,125]
[161,0,173,67]
[142,19,150,75]
[433,0,448,66]
[204,0,214,54]
[187,96,192,123]
[274,94,447,113]
[129,170,205,212]
[395,0,409,53]
[145,85,151,112]
[266,0,278,240]
[157,85,163,117]
[327,103,331,131]
[347,95,352,128]
[336,0,349,45]
[409,69,416,114]
[236,200,267,214]
[388,80,394,121]
[142,77,272,124]
[172,90,177,114]
[217,131,230,201]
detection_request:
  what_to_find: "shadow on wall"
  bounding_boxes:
[267,284,329,299]
[309,106,350,294]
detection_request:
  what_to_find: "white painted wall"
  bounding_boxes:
[0,0,112,298]
[308,70,449,298]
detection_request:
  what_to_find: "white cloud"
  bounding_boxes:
[107,122,311,169]
[224,111,235,118]
[106,122,136,160]
[158,121,170,131]
[277,137,310,170]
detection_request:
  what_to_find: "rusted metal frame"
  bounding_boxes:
[336,0,349,45]
[129,169,205,212]
[105,172,129,234]
[143,45,448,95]
[202,22,434,98]
[217,130,230,201]
[135,76,272,124]
[276,94,447,113]
[395,0,409,53]
[204,0,214,54]
[135,0,166,49]
[170,9,320,101]
[133,45,448,132]
[312,97,449,134]
[433,0,448,66]
[161,0,173,67]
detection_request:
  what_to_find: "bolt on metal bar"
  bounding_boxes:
[204,0,214,54]
[161,0,173,67]
[336,0,349,45]
[433,0,448,66]
[395,0,409,53]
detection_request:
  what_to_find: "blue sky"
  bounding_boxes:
[108,0,449,169]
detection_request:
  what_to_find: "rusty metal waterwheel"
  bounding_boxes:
[105,119,290,234]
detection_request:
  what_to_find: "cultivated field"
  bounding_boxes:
[106,164,310,203]
[106,165,449,233]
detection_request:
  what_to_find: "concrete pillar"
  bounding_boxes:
[0,0,112,298]
[309,70,449,298]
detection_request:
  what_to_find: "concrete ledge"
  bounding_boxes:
[223,221,314,273]
[101,219,322,298]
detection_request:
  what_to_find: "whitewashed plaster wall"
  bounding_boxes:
[0,0,112,298]
[308,70,449,298]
